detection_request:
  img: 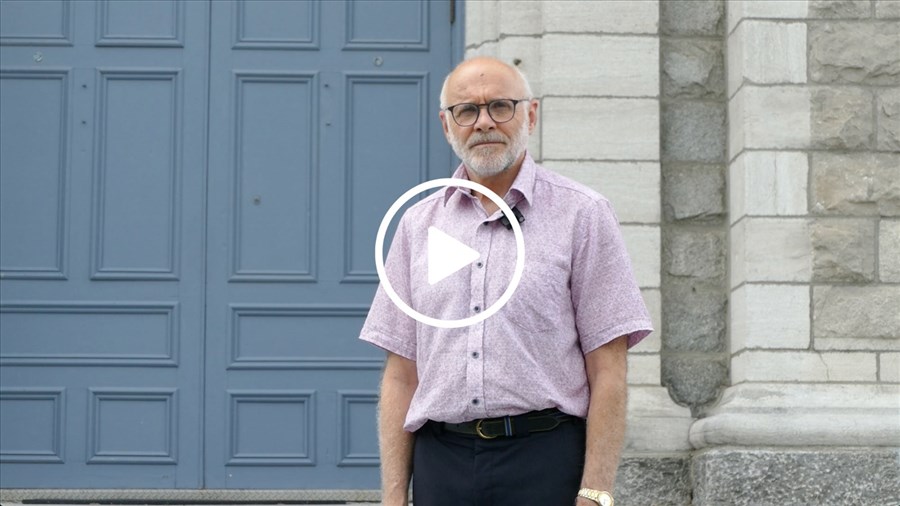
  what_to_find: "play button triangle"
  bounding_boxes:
[427,226,480,285]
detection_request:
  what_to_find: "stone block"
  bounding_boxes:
[663,228,725,280]
[546,161,660,224]
[881,353,900,382]
[811,218,877,282]
[633,289,662,353]
[726,0,809,35]
[731,285,810,352]
[661,0,724,36]
[810,153,900,216]
[727,21,806,96]
[729,151,808,223]
[542,0,659,34]
[663,163,725,222]
[621,225,661,288]
[496,37,542,96]
[542,34,658,98]
[881,219,900,282]
[497,0,542,36]
[692,448,900,506]
[626,387,694,454]
[811,86,875,150]
[627,354,661,385]
[661,354,728,407]
[813,286,900,346]
[877,87,900,151]
[731,218,812,286]
[877,0,900,18]
[809,0,873,18]
[616,456,692,506]
[809,21,900,85]
[662,101,726,163]
[731,350,878,383]
[464,0,498,47]
[729,86,811,156]
[542,97,659,160]
[662,38,725,100]
[663,280,727,353]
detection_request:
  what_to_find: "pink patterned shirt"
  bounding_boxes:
[360,154,652,432]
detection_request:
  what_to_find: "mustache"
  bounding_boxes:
[466,132,508,148]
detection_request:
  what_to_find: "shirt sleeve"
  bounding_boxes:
[359,213,418,361]
[570,198,653,353]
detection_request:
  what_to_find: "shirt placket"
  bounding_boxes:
[464,218,492,418]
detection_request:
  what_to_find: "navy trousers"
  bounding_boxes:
[411,418,586,505]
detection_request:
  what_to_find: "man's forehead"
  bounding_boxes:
[446,60,524,100]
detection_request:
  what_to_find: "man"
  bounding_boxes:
[359,57,652,506]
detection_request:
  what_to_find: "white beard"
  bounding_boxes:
[448,116,530,178]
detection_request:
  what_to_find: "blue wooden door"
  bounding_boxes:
[203,0,455,489]
[1,0,457,490]
[0,0,209,487]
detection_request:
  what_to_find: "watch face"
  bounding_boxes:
[599,496,612,506]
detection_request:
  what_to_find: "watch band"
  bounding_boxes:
[577,488,614,506]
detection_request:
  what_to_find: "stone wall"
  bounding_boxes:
[464,0,899,504]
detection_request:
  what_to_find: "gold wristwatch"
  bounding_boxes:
[577,488,614,506]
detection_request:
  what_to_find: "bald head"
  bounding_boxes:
[439,57,533,109]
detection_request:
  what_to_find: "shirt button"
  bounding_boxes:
[473,305,481,313]
[476,261,483,268]
[471,398,479,405]
[472,351,479,358]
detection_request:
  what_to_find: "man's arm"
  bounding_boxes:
[378,351,418,506]
[576,335,628,505]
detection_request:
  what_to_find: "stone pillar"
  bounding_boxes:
[465,2,694,504]
[691,1,900,504]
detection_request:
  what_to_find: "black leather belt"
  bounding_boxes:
[439,408,580,439]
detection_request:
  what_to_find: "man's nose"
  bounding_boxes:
[472,105,497,131]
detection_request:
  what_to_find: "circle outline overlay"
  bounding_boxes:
[374,178,525,329]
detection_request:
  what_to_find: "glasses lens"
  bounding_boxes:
[488,99,516,123]
[453,104,479,126]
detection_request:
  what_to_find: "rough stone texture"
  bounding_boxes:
[878,87,900,151]
[877,0,900,18]
[692,448,900,506]
[809,22,900,85]
[881,219,900,282]
[811,218,877,282]
[810,153,900,216]
[662,38,725,100]
[809,0,873,19]
[664,280,727,353]
[616,456,691,506]
[662,101,727,163]
[660,0,724,37]
[813,286,900,343]
[662,354,728,407]
[811,86,874,150]
[663,163,725,222]
[663,229,725,280]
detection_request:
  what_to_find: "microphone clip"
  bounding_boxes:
[500,206,525,230]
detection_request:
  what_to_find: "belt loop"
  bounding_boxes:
[504,416,513,437]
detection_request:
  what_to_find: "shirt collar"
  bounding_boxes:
[442,151,537,207]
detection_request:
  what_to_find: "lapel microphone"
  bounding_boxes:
[500,206,525,230]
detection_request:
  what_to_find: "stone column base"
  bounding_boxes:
[692,447,900,506]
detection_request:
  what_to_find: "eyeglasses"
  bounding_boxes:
[444,98,530,127]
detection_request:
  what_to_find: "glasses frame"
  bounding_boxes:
[443,98,531,127]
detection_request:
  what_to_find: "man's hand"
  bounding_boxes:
[378,352,418,506]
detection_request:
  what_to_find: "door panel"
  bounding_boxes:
[0,0,208,488]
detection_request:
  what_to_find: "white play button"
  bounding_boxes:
[427,226,480,285]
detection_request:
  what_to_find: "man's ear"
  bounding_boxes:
[527,100,539,134]
[439,110,451,137]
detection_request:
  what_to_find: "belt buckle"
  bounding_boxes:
[475,419,497,439]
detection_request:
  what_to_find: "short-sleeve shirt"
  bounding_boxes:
[359,153,652,432]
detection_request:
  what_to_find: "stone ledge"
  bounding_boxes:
[690,383,900,448]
